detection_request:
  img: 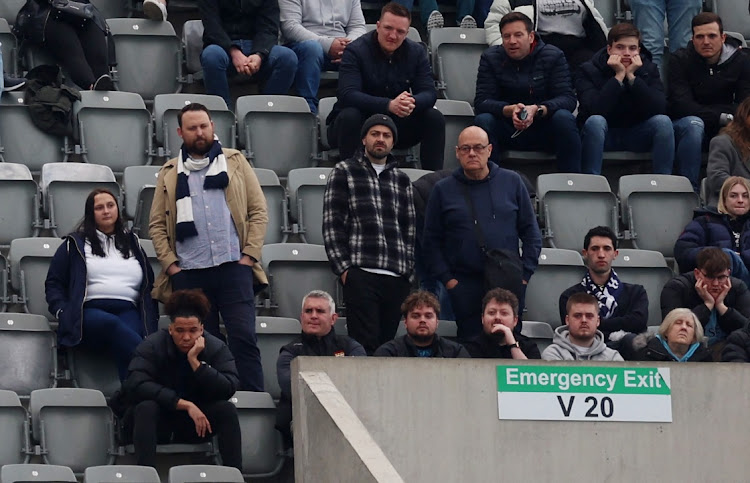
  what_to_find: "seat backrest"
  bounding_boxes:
[714,1,750,39]
[67,348,121,399]
[168,465,245,483]
[0,18,17,76]
[123,165,161,219]
[317,97,336,150]
[287,167,331,245]
[0,313,55,396]
[434,99,475,171]
[181,19,205,75]
[520,320,555,354]
[613,249,674,327]
[254,168,288,245]
[400,168,433,183]
[618,174,694,223]
[1,464,77,483]
[0,163,39,245]
[591,0,618,27]
[255,316,301,400]
[138,239,163,283]
[428,28,488,104]
[0,0,26,26]
[524,248,586,327]
[8,237,63,319]
[0,389,29,466]
[84,465,161,483]
[230,391,285,477]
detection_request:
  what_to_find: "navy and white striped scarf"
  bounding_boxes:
[175,135,229,241]
[582,269,623,320]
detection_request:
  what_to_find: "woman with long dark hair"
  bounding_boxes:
[46,188,158,380]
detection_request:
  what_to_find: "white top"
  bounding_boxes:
[84,231,142,303]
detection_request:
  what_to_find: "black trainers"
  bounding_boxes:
[93,74,116,91]
[3,75,26,92]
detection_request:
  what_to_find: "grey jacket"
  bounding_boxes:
[542,326,624,361]
[279,0,366,53]
[706,133,750,207]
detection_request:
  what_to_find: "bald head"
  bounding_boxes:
[458,126,489,146]
[456,126,492,180]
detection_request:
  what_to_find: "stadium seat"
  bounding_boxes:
[0,389,30,465]
[364,23,422,42]
[317,97,337,159]
[0,0,26,27]
[0,313,56,396]
[709,1,750,40]
[40,162,121,237]
[138,239,163,284]
[107,19,181,100]
[0,91,68,171]
[84,465,160,483]
[254,168,289,245]
[29,388,117,473]
[236,95,318,178]
[67,349,120,399]
[152,93,236,159]
[255,316,301,400]
[73,91,153,171]
[168,465,244,483]
[0,19,18,76]
[333,315,348,335]
[0,163,41,245]
[429,27,488,105]
[0,253,8,311]
[591,0,620,27]
[230,391,285,477]
[524,248,586,327]
[181,19,205,82]
[537,173,619,250]
[434,99,475,171]
[122,165,161,238]
[619,174,699,258]
[260,243,339,319]
[520,320,555,354]
[286,167,331,245]
[613,249,675,327]
[400,168,433,182]
[8,237,63,319]
[1,464,76,483]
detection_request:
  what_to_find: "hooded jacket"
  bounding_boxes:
[674,206,750,273]
[541,326,624,361]
[279,0,366,52]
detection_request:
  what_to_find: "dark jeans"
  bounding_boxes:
[171,262,263,391]
[132,399,242,469]
[330,107,445,170]
[342,267,411,355]
[43,15,109,88]
[81,298,144,381]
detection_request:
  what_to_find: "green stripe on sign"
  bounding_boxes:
[497,365,671,395]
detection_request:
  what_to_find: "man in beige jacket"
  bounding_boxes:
[149,102,268,391]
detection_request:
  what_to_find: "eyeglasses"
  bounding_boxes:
[700,271,730,283]
[457,144,489,154]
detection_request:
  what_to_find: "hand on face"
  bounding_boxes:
[607,54,626,75]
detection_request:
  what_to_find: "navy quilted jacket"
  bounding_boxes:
[674,207,750,273]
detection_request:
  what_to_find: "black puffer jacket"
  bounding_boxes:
[199,0,280,60]
[722,328,750,362]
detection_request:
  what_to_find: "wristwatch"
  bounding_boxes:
[535,105,546,118]
[507,341,520,349]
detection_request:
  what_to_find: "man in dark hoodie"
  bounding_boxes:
[574,22,674,176]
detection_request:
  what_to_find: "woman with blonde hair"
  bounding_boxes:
[706,96,750,207]
[634,308,712,362]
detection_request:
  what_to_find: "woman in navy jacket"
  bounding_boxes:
[45,188,158,380]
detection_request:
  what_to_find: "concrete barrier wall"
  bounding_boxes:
[293,357,750,482]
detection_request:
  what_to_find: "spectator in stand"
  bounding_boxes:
[706,98,750,207]
[393,0,478,32]
[484,0,609,70]
[722,325,750,361]
[574,22,674,176]
[632,308,712,362]
[668,12,750,191]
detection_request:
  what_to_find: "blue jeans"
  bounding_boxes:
[200,40,297,107]
[395,0,476,24]
[580,114,674,175]
[81,298,144,381]
[474,110,582,173]
[673,116,704,191]
[629,0,703,70]
[287,40,338,113]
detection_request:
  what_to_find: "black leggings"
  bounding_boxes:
[43,15,108,88]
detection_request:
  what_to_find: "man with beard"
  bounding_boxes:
[323,114,416,355]
[149,102,268,392]
[373,291,470,357]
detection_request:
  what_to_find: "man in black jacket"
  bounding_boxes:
[374,291,470,357]
[199,0,298,106]
[122,289,241,469]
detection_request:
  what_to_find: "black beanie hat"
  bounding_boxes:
[360,114,398,145]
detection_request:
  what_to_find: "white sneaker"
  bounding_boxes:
[143,0,167,21]
[460,15,477,29]
[426,10,444,31]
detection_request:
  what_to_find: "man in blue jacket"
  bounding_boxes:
[474,11,581,173]
[423,126,541,340]
[575,22,674,176]
[327,2,445,170]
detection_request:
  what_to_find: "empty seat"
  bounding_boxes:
[619,174,699,258]
[1,464,76,483]
[520,320,555,354]
[67,349,120,399]
[0,253,7,311]
[435,99,475,171]
[73,91,153,171]
[153,93,236,159]
[181,19,205,81]
[0,163,41,245]
[399,168,433,183]
[613,249,675,327]
[8,238,63,319]
[286,167,331,245]
[0,313,56,396]
[537,173,619,250]
[429,27,488,104]
[0,92,67,171]
[84,465,161,483]
[230,391,285,477]
[0,390,30,465]
[0,18,18,76]
[30,388,116,473]
[524,248,586,327]
[168,465,244,483]
[254,168,289,244]
[122,165,161,238]
[236,95,318,178]
[256,316,301,400]
[108,18,181,100]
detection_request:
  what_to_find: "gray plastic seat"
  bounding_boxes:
[710,1,750,40]
[138,239,163,284]
[364,23,422,42]
[435,99,475,171]
[153,93,236,159]
[613,249,675,327]
[123,165,161,238]
[8,238,64,319]
[537,173,619,250]
[400,168,433,183]
[84,465,160,483]
[168,465,244,483]
[520,320,554,354]
[1,464,76,483]
[230,391,285,477]
[0,390,30,465]
[0,313,56,396]
[429,27,488,104]
[287,167,331,245]
[40,162,120,237]
[181,19,205,80]
[254,168,288,244]
[0,92,67,171]
[236,95,318,178]
[0,0,26,26]
[317,96,337,161]
[524,248,586,327]
[107,18,181,100]
[67,349,120,399]
[255,316,301,400]
[29,388,116,473]
[0,253,7,311]
[73,91,153,171]
[619,174,699,258]
[0,163,41,245]
[0,18,18,76]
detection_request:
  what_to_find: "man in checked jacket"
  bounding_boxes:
[323,114,416,355]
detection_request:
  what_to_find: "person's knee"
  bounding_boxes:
[474,113,497,136]
[675,116,704,138]
[582,115,607,136]
[294,40,325,65]
[133,400,160,422]
[201,44,229,70]
[270,45,298,73]
[549,109,577,129]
